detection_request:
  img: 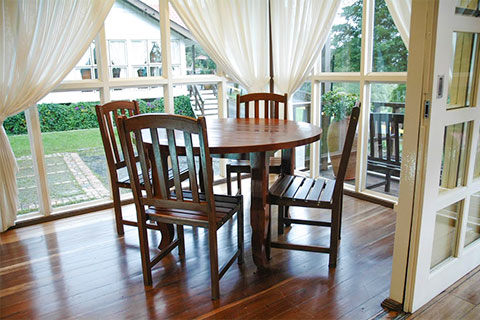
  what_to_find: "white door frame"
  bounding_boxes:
[387,0,480,312]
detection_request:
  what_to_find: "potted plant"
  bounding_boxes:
[321,90,358,180]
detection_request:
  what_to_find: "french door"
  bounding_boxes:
[402,0,480,312]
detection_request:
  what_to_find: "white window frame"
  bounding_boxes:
[17,0,406,221]
[309,0,407,204]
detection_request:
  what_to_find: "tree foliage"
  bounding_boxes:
[330,0,408,73]
[328,0,408,102]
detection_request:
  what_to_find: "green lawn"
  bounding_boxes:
[8,128,104,157]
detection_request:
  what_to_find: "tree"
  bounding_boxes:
[329,0,408,74]
[329,0,362,72]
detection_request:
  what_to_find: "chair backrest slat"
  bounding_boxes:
[95,100,140,182]
[150,128,168,199]
[118,114,214,216]
[236,93,288,120]
[166,128,183,201]
[333,103,361,199]
[184,132,200,202]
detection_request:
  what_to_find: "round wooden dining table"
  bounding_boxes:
[146,117,322,268]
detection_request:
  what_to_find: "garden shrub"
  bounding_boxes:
[4,96,195,135]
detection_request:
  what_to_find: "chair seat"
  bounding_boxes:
[269,174,337,208]
[117,165,189,187]
[146,191,242,228]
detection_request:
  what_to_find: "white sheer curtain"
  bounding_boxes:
[171,0,269,92]
[271,0,340,103]
[0,0,114,231]
[385,0,411,49]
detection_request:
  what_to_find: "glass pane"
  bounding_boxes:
[447,32,479,109]
[150,66,161,77]
[149,41,162,63]
[319,82,360,188]
[373,0,408,72]
[131,41,147,65]
[108,40,127,65]
[431,201,461,269]
[171,6,217,75]
[38,91,110,209]
[226,82,247,118]
[455,0,480,17]
[5,111,40,215]
[111,67,127,79]
[322,0,362,72]
[439,122,471,191]
[465,191,480,247]
[176,84,217,118]
[293,82,312,171]
[475,126,480,179]
[366,83,406,197]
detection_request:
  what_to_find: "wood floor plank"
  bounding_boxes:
[3,179,472,319]
[410,294,475,320]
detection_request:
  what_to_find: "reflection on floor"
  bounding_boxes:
[1,179,398,319]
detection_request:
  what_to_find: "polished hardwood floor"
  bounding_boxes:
[2,178,399,319]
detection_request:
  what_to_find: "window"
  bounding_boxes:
[108,40,127,78]
[130,40,162,77]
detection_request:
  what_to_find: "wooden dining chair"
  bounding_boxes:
[117,113,244,300]
[226,92,288,195]
[96,100,189,235]
[268,103,360,268]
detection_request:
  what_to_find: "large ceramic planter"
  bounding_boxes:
[327,118,357,180]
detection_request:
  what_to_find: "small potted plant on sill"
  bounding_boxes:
[322,89,359,180]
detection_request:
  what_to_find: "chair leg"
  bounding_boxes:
[226,165,232,195]
[278,205,284,235]
[177,225,185,256]
[137,211,153,285]
[338,192,343,240]
[329,203,341,268]
[112,186,124,235]
[207,226,220,300]
[237,200,244,264]
[284,206,291,227]
[237,172,242,195]
[385,169,391,192]
[266,205,271,260]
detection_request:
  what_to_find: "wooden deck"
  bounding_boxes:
[1,179,400,319]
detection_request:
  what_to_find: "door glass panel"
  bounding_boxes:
[455,0,480,17]
[431,201,461,269]
[465,191,480,247]
[474,126,480,179]
[439,122,471,191]
[447,32,479,110]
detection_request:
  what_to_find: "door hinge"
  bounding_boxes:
[424,100,430,118]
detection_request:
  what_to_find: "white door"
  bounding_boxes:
[402,0,480,312]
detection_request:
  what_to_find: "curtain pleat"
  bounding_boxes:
[0,0,114,231]
[171,0,269,93]
[271,0,340,107]
[385,0,411,49]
